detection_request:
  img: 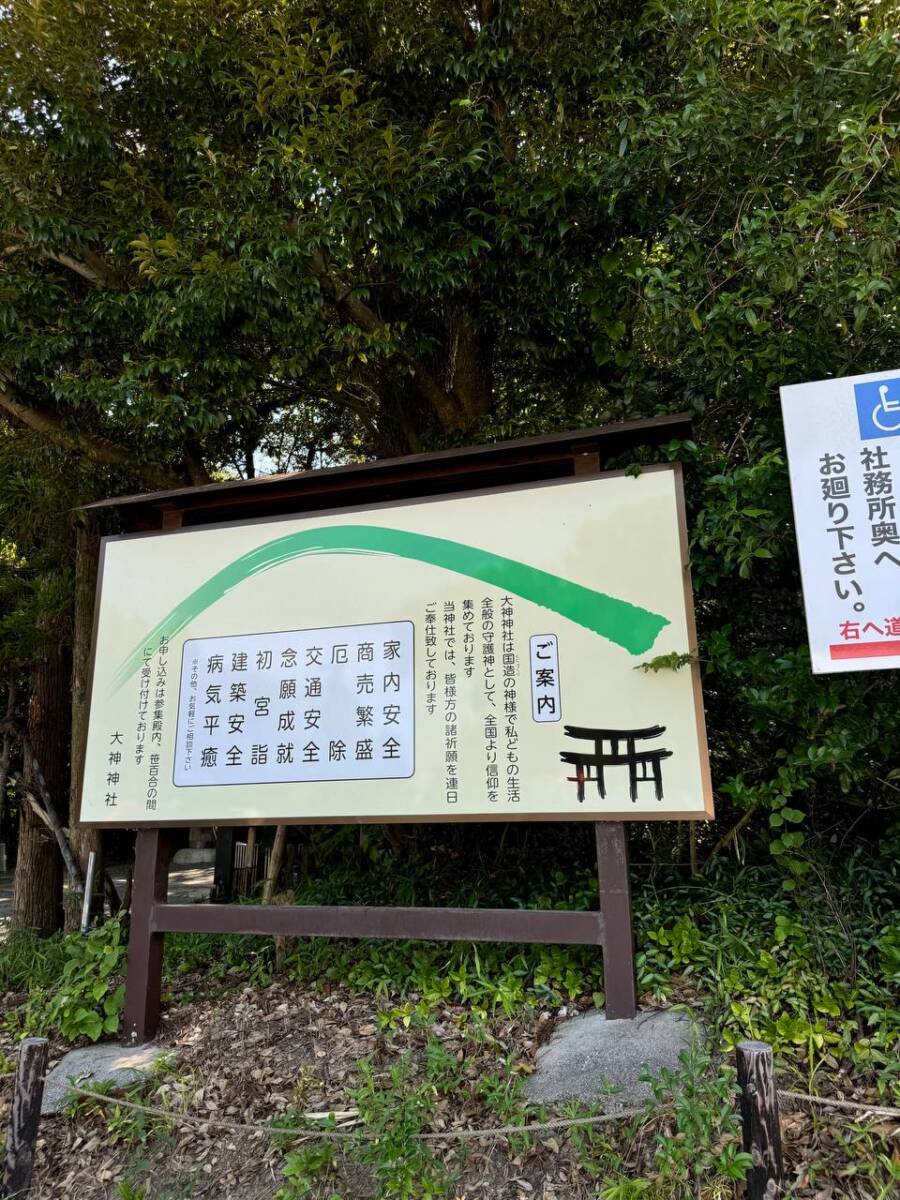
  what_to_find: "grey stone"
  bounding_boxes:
[41,1043,173,1115]
[524,1008,702,1108]
[171,847,216,866]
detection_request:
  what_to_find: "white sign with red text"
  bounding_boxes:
[781,369,900,673]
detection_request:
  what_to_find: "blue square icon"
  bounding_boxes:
[855,377,900,439]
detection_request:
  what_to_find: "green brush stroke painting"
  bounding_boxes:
[110,525,669,693]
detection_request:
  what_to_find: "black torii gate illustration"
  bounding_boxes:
[560,724,673,803]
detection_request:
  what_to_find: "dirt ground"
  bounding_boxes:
[4,972,894,1200]
[15,981,561,1199]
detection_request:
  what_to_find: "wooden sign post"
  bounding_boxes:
[123,821,636,1042]
[76,416,711,1043]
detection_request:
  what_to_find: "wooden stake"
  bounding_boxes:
[246,825,258,892]
[212,827,236,901]
[736,1040,784,1199]
[1,1036,49,1198]
[104,869,122,917]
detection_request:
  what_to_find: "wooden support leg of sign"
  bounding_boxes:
[572,447,638,1021]
[123,829,172,1044]
[121,823,637,1039]
[595,822,637,1020]
[212,826,236,901]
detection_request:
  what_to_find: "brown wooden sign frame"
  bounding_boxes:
[79,415,703,1042]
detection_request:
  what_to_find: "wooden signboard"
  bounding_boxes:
[78,416,712,1041]
[79,469,710,827]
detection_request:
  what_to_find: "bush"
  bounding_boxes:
[2,918,127,1042]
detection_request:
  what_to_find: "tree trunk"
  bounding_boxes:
[262,825,287,903]
[444,309,493,426]
[0,682,15,840]
[12,635,70,936]
[65,518,103,930]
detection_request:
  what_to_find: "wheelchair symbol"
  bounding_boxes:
[872,385,900,432]
[854,378,900,440]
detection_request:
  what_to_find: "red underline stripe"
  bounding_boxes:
[830,640,900,659]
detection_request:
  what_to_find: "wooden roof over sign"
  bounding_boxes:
[81,412,693,530]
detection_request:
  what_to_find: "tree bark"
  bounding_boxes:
[0,682,14,837]
[308,248,469,434]
[15,762,82,894]
[0,378,183,490]
[65,519,103,930]
[12,633,70,936]
[262,825,287,903]
[443,309,493,425]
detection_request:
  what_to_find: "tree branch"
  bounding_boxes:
[22,788,55,833]
[0,376,185,489]
[11,769,84,894]
[46,250,124,290]
[308,248,466,433]
[444,0,477,49]
[703,803,759,870]
[3,231,128,290]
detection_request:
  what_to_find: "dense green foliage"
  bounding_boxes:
[3,0,898,459]
[182,844,899,1103]
[0,918,127,1041]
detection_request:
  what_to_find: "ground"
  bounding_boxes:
[3,970,895,1200]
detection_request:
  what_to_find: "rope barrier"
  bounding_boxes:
[67,1084,645,1141]
[777,1090,900,1121]
[65,1082,900,1145]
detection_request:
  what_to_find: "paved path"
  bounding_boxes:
[0,862,214,935]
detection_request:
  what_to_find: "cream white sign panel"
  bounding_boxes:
[80,468,712,824]
[781,369,900,674]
